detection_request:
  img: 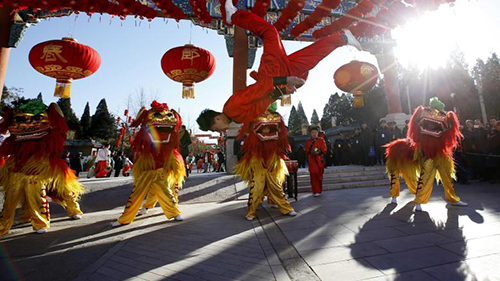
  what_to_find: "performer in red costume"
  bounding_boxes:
[196,0,362,132]
[305,126,327,196]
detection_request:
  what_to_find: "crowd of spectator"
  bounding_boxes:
[289,116,500,185]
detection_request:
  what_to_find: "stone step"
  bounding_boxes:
[297,173,388,185]
[297,179,390,192]
[297,166,386,176]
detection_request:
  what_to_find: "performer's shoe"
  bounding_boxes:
[72,214,82,220]
[246,217,255,221]
[415,204,422,212]
[36,228,48,234]
[111,221,123,227]
[269,204,279,208]
[342,29,363,51]
[221,0,238,26]
[390,197,397,204]
[452,201,468,207]
[137,208,149,216]
[287,211,297,217]
[313,193,322,197]
[174,215,184,221]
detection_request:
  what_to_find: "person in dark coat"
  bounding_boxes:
[70,152,83,177]
[374,120,388,165]
[179,125,192,176]
[360,122,374,166]
[113,152,124,177]
[296,145,306,168]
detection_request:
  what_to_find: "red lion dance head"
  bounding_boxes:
[0,100,68,169]
[130,101,182,163]
[407,97,462,158]
[237,110,291,163]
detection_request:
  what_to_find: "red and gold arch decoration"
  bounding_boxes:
[28,37,101,98]
[334,60,378,108]
[161,44,216,99]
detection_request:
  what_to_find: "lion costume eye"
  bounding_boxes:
[14,116,27,123]
[33,114,44,121]
[152,112,163,118]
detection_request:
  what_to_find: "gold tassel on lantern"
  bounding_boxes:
[54,79,72,98]
[352,91,364,108]
[182,83,195,99]
[280,94,292,107]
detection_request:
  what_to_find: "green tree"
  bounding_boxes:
[287,105,301,135]
[57,98,82,138]
[80,102,92,139]
[480,53,500,118]
[310,109,320,126]
[1,86,24,113]
[296,101,309,127]
[90,98,117,141]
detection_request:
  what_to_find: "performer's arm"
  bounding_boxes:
[319,138,327,154]
[305,140,311,154]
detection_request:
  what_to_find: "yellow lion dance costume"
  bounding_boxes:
[234,110,296,220]
[0,100,83,235]
[386,97,467,211]
[112,101,185,227]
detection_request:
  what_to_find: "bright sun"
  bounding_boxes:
[392,3,479,69]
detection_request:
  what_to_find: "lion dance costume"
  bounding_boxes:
[386,97,467,211]
[234,110,296,220]
[113,101,185,226]
[0,101,84,235]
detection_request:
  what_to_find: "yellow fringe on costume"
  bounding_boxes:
[0,157,84,202]
[132,153,185,191]
[0,157,84,234]
[234,154,288,185]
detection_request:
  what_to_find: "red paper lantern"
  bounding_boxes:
[29,37,101,98]
[334,61,379,107]
[161,44,216,99]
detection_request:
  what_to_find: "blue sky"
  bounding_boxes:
[5,0,500,137]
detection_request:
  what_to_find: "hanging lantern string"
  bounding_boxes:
[189,21,193,44]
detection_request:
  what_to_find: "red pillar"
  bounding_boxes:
[0,7,11,100]
[232,26,247,93]
[382,41,402,114]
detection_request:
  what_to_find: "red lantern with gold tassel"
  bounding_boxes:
[28,37,101,98]
[334,61,379,108]
[160,44,215,99]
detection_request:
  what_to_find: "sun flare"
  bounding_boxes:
[392,3,484,69]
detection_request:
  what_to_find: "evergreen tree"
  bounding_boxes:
[36,92,43,102]
[90,98,117,141]
[481,53,500,117]
[80,102,92,139]
[287,105,301,135]
[321,93,341,130]
[296,101,309,127]
[57,98,82,138]
[310,109,320,126]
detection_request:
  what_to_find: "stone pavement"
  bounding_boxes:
[1,170,500,281]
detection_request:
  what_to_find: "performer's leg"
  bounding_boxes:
[435,160,461,204]
[246,169,266,219]
[62,192,83,218]
[287,32,346,78]
[402,172,418,195]
[318,169,324,194]
[143,190,158,209]
[414,159,437,205]
[0,184,24,236]
[27,183,51,232]
[389,171,401,198]
[265,173,294,215]
[310,173,321,194]
[117,184,150,225]
[152,183,181,219]
[18,199,32,223]
[231,11,288,63]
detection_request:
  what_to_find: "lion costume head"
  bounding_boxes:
[130,101,182,167]
[237,110,291,163]
[407,97,462,158]
[0,100,68,169]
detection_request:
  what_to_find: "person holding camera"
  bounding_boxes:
[305,126,327,197]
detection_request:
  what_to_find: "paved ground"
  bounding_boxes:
[1,168,499,281]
